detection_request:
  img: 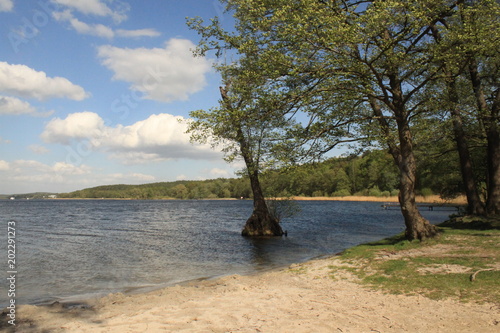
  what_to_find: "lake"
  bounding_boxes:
[0,199,453,307]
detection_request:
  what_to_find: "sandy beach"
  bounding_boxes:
[9,252,498,333]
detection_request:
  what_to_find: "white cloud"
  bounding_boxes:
[97,38,212,102]
[103,172,155,183]
[0,95,55,117]
[0,0,13,12]
[107,152,165,165]
[116,29,161,38]
[28,144,50,154]
[0,96,55,117]
[0,158,157,193]
[0,95,35,115]
[52,161,91,175]
[7,160,91,184]
[53,11,160,39]
[41,112,222,164]
[41,111,105,144]
[0,62,89,101]
[51,0,128,23]
[0,160,10,171]
[53,9,114,38]
[208,168,231,178]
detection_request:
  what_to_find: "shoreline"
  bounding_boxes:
[5,194,468,204]
[292,194,467,204]
[10,252,497,332]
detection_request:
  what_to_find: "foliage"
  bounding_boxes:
[55,148,468,200]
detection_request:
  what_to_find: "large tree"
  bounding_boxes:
[462,1,500,215]
[188,66,287,236]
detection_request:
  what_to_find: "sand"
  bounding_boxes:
[292,195,467,204]
[9,254,499,333]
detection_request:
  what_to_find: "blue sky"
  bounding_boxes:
[0,0,242,194]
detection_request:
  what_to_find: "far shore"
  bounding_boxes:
[38,194,467,204]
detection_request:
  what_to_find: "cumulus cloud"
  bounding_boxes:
[0,62,89,101]
[0,95,54,117]
[41,112,222,164]
[51,0,129,23]
[0,95,36,115]
[0,0,13,12]
[41,111,105,144]
[97,39,212,102]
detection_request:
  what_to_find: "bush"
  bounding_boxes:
[332,189,351,197]
[419,188,434,197]
[368,186,382,197]
[266,197,302,222]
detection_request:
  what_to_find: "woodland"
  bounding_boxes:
[59,148,468,200]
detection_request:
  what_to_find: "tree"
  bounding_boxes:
[427,0,500,214]
[188,66,288,236]
[462,1,500,215]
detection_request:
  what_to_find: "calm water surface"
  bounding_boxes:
[0,199,453,307]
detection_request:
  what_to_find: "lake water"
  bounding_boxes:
[0,199,453,307]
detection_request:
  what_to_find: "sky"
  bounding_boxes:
[0,0,242,194]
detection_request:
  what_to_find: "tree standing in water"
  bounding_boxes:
[188,66,289,236]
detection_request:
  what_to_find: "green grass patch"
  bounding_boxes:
[335,224,500,304]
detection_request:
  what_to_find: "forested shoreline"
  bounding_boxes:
[57,149,466,200]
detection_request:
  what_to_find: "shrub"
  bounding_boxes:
[332,189,351,197]
[368,186,382,197]
[419,188,434,197]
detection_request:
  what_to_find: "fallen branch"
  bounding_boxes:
[470,268,495,282]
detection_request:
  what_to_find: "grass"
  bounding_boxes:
[332,216,500,304]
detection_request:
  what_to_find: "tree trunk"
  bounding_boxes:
[468,59,500,215]
[486,114,500,215]
[448,79,486,215]
[430,23,485,215]
[397,121,438,241]
[369,96,437,241]
[241,168,284,237]
[236,123,283,237]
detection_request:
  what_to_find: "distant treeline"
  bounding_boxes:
[59,149,464,200]
[0,192,57,200]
